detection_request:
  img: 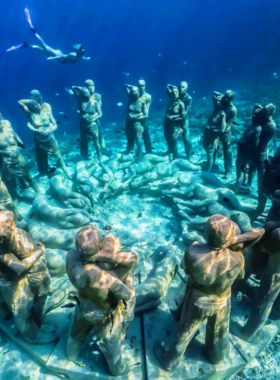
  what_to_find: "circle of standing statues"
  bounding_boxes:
[0,77,279,378]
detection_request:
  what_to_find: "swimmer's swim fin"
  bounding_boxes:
[6,43,24,52]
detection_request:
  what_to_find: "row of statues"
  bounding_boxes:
[1,203,280,375]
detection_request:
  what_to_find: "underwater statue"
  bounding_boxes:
[0,117,39,197]
[178,81,193,159]
[50,172,93,213]
[0,178,22,221]
[232,190,280,341]
[66,226,137,375]
[0,211,57,343]
[18,96,71,179]
[7,8,90,65]
[164,84,186,160]
[154,215,264,371]
[138,79,152,153]
[125,84,147,160]
[72,85,103,161]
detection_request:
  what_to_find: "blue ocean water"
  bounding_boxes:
[0,0,279,143]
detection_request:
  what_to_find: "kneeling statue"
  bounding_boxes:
[66,225,137,375]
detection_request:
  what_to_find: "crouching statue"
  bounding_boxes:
[154,214,264,371]
[0,211,56,343]
[66,225,137,375]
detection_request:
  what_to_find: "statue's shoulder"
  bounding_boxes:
[43,103,52,113]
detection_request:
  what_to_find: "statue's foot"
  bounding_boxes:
[24,330,58,344]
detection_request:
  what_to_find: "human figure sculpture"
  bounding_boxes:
[138,79,152,153]
[234,105,263,194]
[232,190,280,341]
[164,85,186,160]
[203,91,226,172]
[0,178,23,221]
[179,81,193,159]
[0,211,57,343]
[72,85,102,161]
[0,118,39,197]
[66,226,137,375]
[18,95,71,179]
[125,84,147,160]
[217,90,237,175]
[154,214,264,371]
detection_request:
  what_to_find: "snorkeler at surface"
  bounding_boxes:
[7,8,90,65]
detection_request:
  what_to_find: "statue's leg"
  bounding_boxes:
[182,120,192,158]
[3,178,17,199]
[30,271,50,327]
[234,153,246,193]
[125,120,135,154]
[97,120,106,149]
[134,122,144,160]
[206,300,230,364]
[142,120,152,153]
[242,271,280,339]
[99,318,129,376]
[222,132,232,174]
[80,123,89,160]
[67,310,93,362]
[35,144,49,175]
[157,301,205,371]
[1,278,40,342]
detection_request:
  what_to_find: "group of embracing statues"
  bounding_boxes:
[0,77,279,377]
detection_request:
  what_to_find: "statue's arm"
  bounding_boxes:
[0,246,44,276]
[227,228,265,251]
[90,251,137,269]
[18,100,31,114]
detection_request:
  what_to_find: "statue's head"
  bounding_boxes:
[0,211,16,246]
[205,214,236,250]
[73,44,86,57]
[27,99,41,114]
[30,90,43,105]
[221,90,235,107]
[138,80,146,96]
[75,225,102,259]
[85,79,95,95]
[252,104,263,124]
[131,86,140,100]
[264,103,276,118]
[171,86,179,100]
[179,81,188,94]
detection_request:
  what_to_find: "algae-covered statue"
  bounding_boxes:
[164,85,186,160]
[72,85,103,161]
[125,84,147,160]
[18,94,71,179]
[66,226,137,375]
[178,81,193,159]
[0,211,57,343]
[138,79,152,153]
[154,214,264,371]
[232,190,280,341]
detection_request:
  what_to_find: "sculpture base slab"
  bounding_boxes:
[229,294,279,363]
[144,307,246,380]
[0,306,72,366]
[46,316,144,380]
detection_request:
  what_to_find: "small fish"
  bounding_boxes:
[237,291,243,305]
[203,97,207,100]
[55,93,59,96]
[158,53,161,57]
[159,99,162,102]
[65,87,74,95]
[122,72,130,77]
[103,226,112,231]
[244,315,249,321]
[193,91,195,94]
[273,72,278,79]
[59,112,68,119]
[183,62,187,65]
[137,213,143,218]
[116,102,123,107]
[181,76,185,80]
[56,121,61,124]
[229,68,232,72]
[77,138,80,142]
[115,130,122,133]
[222,197,230,202]
[61,302,76,309]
